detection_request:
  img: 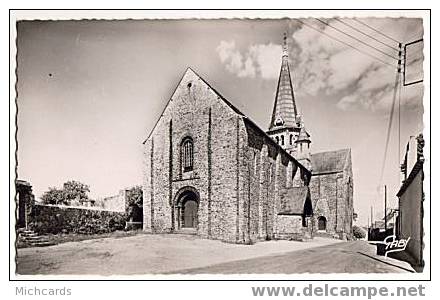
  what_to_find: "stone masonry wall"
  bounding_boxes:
[398,167,423,266]
[143,68,313,243]
[310,173,338,236]
[99,189,126,212]
[275,215,308,241]
[239,120,312,243]
[309,152,353,239]
[143,69,242,242]
[29,204,126,234]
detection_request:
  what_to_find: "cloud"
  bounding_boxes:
[216,40,256,78]
[216,18,423,112]
[336,94,358,111]
[216,40,281,80]
[290,18,424,112]
[248,44,282,79]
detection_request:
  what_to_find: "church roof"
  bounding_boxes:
[311,149,351,175]
[278,186,312,216]
[269,35,298,130]
[296,126,310,143]
[142,67,311,176]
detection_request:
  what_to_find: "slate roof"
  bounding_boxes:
[269,39,298,130]
[296,126,310,142]
[278,186,311,216]
[311,149,350,175]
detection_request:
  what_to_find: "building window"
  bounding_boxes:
[290,134,293,145]
[268,163,273,183]
[281,135,285,146]
[286,163,292,187]
[276,136,279,144]
[181,137,194,172]
[254,152,258,175]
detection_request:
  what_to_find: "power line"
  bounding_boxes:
[315,18,400,61]
[379,70,401,185]
[333,18,400,52]
[398,67,402,190]
[294,19,398,69]
[352,18,401,44]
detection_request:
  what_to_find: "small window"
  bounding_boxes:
[181,137,194,172]
[276,136,279,144]
[254,152,258,175]
[290,134,293,145]
[275,116,284,126]
[286,163,292,188]
[281,135,285,146]
[268,163,273,183]
[302,216,307,227]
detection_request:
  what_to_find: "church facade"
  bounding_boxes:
[142,36,353,243]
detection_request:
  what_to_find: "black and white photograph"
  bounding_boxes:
[9,9,430,285]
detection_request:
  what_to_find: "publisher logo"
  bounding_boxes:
[382,235,410,257]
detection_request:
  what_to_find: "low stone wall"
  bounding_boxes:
[29,204,126,235]
[275,215,312,241]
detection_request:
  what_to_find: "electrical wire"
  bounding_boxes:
[294,19,398,69]
[352,18,401,44]
[333,18,400,52]
[379,70,401,186]
[315,18,400,61]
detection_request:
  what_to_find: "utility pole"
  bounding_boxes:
[384,185,387,231]
[370,206,373,228]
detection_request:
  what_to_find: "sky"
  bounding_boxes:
[16,17,424,225]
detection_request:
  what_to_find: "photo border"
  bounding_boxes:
[9,8,431,282]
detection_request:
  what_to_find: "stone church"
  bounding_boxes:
[142,36,353,243]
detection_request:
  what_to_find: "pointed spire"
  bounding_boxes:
[296,125,311,143]
[269,33,298,130]
[282,32,288,57]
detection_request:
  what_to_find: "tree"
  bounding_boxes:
[40,187,66,205]
[352,225,366,240]
[126,186,143,208]
[40,180,90,206]
[126,186,143,223]
[62,180,90,203]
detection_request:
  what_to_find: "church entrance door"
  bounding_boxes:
[318,216,327,231]
[183,199,198,228]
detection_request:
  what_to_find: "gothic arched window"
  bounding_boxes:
[181,137,194,172]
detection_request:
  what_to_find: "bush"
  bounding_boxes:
[29,205,126,235]
[353,225,366,239]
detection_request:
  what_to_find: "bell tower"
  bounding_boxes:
[267,33,311,168]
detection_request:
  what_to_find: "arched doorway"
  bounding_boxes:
[175,186,199,230]
[183,199,197,228]
[318,216,327,231]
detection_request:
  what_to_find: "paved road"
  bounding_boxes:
[16,234,413,275]
[16,234,341,275]
[175,241,414,274]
